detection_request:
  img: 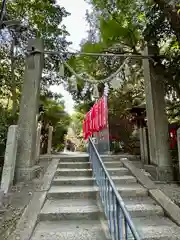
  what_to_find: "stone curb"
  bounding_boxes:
[121,158,180,226]
[121,158,156,190]
[7,158,59,240]
[149,189,180,227]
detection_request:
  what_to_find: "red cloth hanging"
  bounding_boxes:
[89,108,93,133]
[94,103,100,132]
[91,105,96,132]
[84,112,89,139]
[98,98,102,130]
[170,129,177,149]
[86,111,90,138]
[88,110,93,138]
[83,96,108,138]
[101,96,107,129]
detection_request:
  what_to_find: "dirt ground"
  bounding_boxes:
[0,159,51,240]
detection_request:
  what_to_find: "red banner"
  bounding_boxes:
[101,96,107,129]
[170,129,177,149]
[94,103,99,132]
[98,98,102,130]
[82,96,108,139]
[91,106,96,132]
[87,111,92,138]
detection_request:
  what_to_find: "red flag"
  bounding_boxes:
[91,105,96,132]
[98,98,102,130]
[94,103,99,132]
[89,108,93,133]
[87,111,92,138]
[86,112,90,138]
[101,96,107,129]
[170,129,177,149]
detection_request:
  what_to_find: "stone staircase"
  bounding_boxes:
[30,155,180,240]
[31,155,107,240]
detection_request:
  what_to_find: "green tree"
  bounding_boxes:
[0,0,71,155]
[39,91,71,153]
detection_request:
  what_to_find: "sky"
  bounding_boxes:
[50,0,91,115]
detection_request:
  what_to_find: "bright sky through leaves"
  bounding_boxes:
[50,0,90,115]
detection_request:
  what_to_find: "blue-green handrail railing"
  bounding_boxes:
[88,137,141,240]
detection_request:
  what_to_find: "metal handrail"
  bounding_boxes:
[89,137,141,240]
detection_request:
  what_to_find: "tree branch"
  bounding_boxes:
[154,0,180,44]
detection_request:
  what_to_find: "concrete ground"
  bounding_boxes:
[0,158,51,240]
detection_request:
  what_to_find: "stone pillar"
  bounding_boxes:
[177,128,180,178]
[139,127,145,162]
[142,127,149,165]
[35,123,42,164]
[1,125,18,194]
[15,39,44,181]
[142,46,172,180]
[47,126,53,154]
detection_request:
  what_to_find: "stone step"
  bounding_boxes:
[103,161,123,168]
[48,183,147,200]
[39,199,100,221]
[132,215,180,239]
[107,167,130,176]
[58,162,90,169]
[52,175,137,186]
[116,183,148,197]
[52,176,94,186]
[101,154,140,161]
[101,156,120,162]
[59,156,89,163]
[47,185,98,199]
[104,215,180,240]
[58,161,123,169]
[55,168,92,177]
[112,175,137,184]
[31,220,107,240]
[122,196,164,218]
